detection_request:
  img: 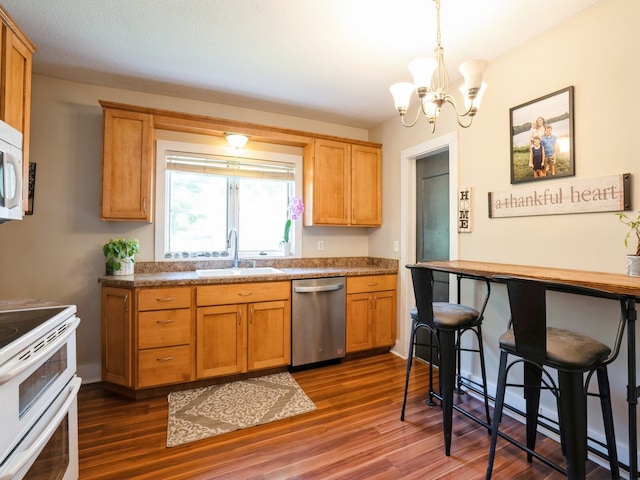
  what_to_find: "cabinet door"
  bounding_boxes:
[346,293,373,352]
[247,300,291,370]
[372,290,397,347]
[101,108,154,221]
[101,287,133,387]
[1,25,31,133]
[351,145,382,226]
[305,139,350,225]
[197,304,247,378]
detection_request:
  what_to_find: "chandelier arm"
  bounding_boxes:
[444,94,477,118]
[443,96,474,128]
[399,104,424,128]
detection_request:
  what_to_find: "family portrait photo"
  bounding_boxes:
[509,86,575,184]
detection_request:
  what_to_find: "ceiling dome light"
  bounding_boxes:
[225,133,249,149]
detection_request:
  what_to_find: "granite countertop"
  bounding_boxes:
[98,257,398,288]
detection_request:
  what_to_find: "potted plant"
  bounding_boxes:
[103,238,140,275]
[617,211,640,276]
[281,197,304,256]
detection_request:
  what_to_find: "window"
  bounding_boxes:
[155,139,302,261]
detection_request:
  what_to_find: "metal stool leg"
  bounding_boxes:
[400,319,418,421]
[486,351,509,479]
[558,371,588,480]
[476,324,491,430]
[596,367,620,479]
[438,329,457,456]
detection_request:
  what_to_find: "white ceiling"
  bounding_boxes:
[2,0,601,129]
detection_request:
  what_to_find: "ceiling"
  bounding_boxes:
[2,0,602,129]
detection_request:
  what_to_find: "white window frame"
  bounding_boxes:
[154,139,303,262]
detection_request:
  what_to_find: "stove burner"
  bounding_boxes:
[0,326,18,342]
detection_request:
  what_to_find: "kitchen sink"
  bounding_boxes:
[195,267,285,278]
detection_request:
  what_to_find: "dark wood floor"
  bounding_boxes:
[78,353,613,479]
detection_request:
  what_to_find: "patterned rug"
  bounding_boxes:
[166,372,316,447]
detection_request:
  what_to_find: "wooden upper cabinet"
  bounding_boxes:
[304,139,350,225]
[351,144,381,226]
[101,107,154,221]
[0,6,35,209]
[304,139,382,227]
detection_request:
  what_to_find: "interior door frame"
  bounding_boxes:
[395,132,460,359]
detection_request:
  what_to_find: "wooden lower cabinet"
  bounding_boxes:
[196,282,291,379]
[101,285,194,391]
[101,286,133,387]
[346,275,397,353]
[102,274,396,395]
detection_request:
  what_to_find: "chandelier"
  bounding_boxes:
[389,0,487,133]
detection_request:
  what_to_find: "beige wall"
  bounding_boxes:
[375,0,639,466]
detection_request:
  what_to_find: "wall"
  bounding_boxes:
[372,0,639,468]
[0,76,375,382]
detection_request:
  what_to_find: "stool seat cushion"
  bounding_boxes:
[410,303,480,329]
[499,327,611,370]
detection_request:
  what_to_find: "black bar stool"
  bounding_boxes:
[402,264,491,456]
[486,276,625,480]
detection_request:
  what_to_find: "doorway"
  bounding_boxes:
[415,148,450,361]
[396,131,458,362]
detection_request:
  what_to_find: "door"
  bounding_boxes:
[415,149,450,361]
[196,304,247,377]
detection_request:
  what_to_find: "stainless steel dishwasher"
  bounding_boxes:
[291,277,346,367]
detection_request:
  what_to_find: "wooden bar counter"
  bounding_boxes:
[419,260,639,479]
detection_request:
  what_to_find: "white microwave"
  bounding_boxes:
[0,119,23,222]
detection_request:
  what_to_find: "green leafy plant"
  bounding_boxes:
[103,238,140,274]
[617,211,640,256]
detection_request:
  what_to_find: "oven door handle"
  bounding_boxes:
[0,317,80,384]
[0,376,81,480]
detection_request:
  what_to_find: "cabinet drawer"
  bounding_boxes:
[138,308,191,349]
[138,287,191,311]
[137,345,192,388]
[347,275,396,294]
[197,281,290,306]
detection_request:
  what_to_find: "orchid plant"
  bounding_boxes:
[283,196,304,244]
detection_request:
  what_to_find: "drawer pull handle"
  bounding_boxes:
[156,356,174,362]
[238,291,254,297]
[156,297,174,302]
[156,319,174,325]
[367,283,378,287]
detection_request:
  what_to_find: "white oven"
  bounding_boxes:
[0,305,81,480]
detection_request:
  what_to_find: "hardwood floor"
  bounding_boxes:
[78,353,613,479]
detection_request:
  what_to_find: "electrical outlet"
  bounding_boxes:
[393,240,399,252]
[317,240,324,251]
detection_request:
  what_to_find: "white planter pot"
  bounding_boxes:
[627,255,640,276]
[281,242,291,256]
[111,257,134,276]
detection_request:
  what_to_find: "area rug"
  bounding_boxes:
[166,372,316,447]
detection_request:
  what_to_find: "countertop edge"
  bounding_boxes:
[98,267,398,288]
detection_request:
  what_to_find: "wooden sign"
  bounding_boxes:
[488,173,630,218]
[458,187,472,232]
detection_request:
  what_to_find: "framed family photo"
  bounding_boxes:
[509,86,575,184]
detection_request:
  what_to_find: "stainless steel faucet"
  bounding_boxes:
[227,228,239,268]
